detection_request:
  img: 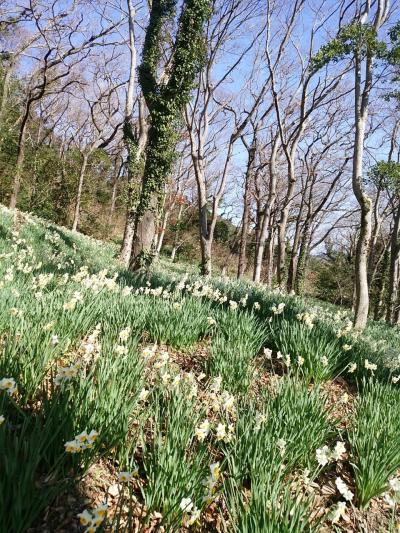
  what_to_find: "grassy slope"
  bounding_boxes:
[1,204,400,532]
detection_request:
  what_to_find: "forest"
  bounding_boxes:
[1,1,400,532]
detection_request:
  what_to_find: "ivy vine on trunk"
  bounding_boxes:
[129,0,211,271]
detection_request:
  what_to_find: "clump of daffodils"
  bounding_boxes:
[215,422,235,443]
[10,307,23,318]
[347,362,357,373]
[138,388,150,402]
[364,359,377,372]
[254,411,268,431]
[79,324,102,363]
[263,347,273,360]
[54,363,80,386]
[118,469,138,483]
[335,477,354,501]
[142,344,157,358]
[119,326,131,343]
[64,430,99,453]
[180,497,201,527]
[114,344,128,356]
[330,501,348,524]
[229,300,238,310]
[63,290,83,311]
[0,377,18,396]
[336,319,353,338]
[383,477,400,507]
[316,441,346,467]
[296,311,316,329]
[277,438,286,457]
[203,462,221,504]
[271,302,285,315]
[195,419,211,442]
[77,503,108,532]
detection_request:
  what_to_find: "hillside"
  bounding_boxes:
[0,204,400,532]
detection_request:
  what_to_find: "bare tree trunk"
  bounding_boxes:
[277,156,296,287]
[0,65,12,126]
[109,159,123,224]
[264,217,276,287]
[253,135,279,283]
[294,217,312,295]
[120,98,148,266]
[237,138,256,278]
[119,0,140,266]
[352,1,388,329]
[353,53,372,330]
[237,205,250,278]
[200,230,212,276]
[170,203,184,262]
[155,208,170,257]
[109,178,118,224]
[199,196,212,276]
[287,197,305,292]
[72,153,88,232]
[9,120,28,209]
[374,246,389,320]
[130,193,158,270]
[386,203,400,322]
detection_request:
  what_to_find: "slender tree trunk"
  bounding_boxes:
[277,156,296,287]
[352,53,373,330]
[155,208,170,257]
[253,213,268,283]
[119,0,140,266]
[200,232,212,276]
[72,153,88,232]
[9,121,28,209]
[0,65,12,126]
[386,203,400,322]
[171,203,184,262]
[237,205,250,278]
[237,142,256,278]
[294,217,312,295]
[264,218,276,287]
[109,178,118,224]
[199,198,212,276]
[287,198,305,292]
[374,246,389,320]
[253,136,279,283]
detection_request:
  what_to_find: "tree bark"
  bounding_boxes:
[253,135,279,283]
[287,195,306,292]
[129,193,158,270]
[374,246,389,320]
[276,154,296,287]
[237,138,256,278]
[352,51,373,330]
[264,216,276,287]
[72,153,88,232]
[0,65,12,126]
[386,203,400,322]
[294,217,312,294]
[119,0,140,266]
[9,116,28,209]
[155,207,170,257]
